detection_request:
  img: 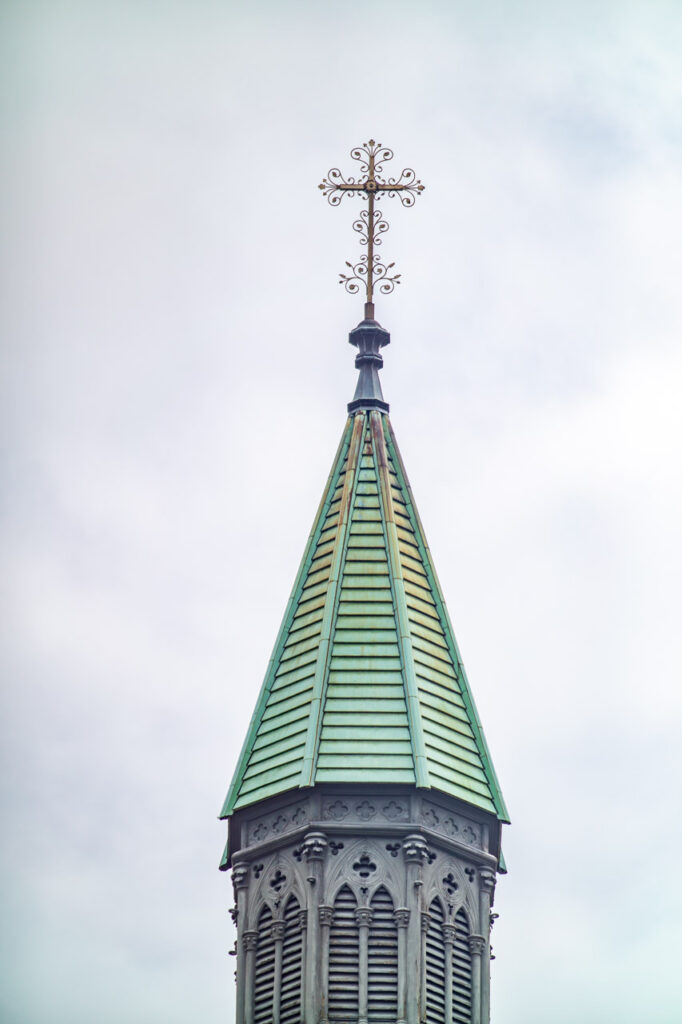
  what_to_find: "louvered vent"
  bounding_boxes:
[254,905,275,1024]
[425,898,446,1024]
[368,886,398,1022]
[281,896,302,1024]
[328,885,359,1021]
[452,908,472,1024]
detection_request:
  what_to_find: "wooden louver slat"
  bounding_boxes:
[425,899,446,1024]
[368,886,398,1022]
[328,885,359,1021]
[280,895,302,1024]
[452,908,473,1024]
[254,905,275,1024]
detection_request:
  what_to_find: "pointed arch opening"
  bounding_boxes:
[425,897,446,1024]
[281,895,303,1024]
[254,904,275,1024]
[368,885,398,1022]
[328,884,359,1022]
[452,907,473,1024]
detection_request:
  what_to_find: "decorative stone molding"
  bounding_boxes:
[420,801,483,849]
[442,923,457,944]
[319,905,334,927]
[298,909,308,929]
[393,908,410,928]
[268,868,287,893]
[232,864,250,890]
[381,799,408,821]
[271,921,285,941]
[479,868,496,895]
[402,834,430,863]
[242,930,258,952]
[420,911,431,934]
[246,801,310,845]
[355,907,374,927]
[301,831,328,861]
[322,795,409,824]
[468,934,486,956]
[324,799,349,820]
[355,799,376,820]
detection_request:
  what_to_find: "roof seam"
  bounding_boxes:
[370,410,430,790]
[384,418,510,823]
[299,412,366,787]
[219,418,352,817]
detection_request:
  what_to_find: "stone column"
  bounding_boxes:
[442,923,456,1024]
[394,908,410,1024]
[419,911,430,1023]
[298,910,308,1021]
[468,935,486,1024]
[271,920,285,1024]
[242,930,258,1024]
[318,905,334,1024]
[232,864,250,1024]
[356,906,373,1024]
[402,834,428,1024]
[479,868,496,1024]
[301,832,328,1024]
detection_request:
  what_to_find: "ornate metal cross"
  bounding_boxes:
[319,139,424,319]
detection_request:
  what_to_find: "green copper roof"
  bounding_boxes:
[221,409,508,822]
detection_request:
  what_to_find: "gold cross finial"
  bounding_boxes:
[319,140,425,319]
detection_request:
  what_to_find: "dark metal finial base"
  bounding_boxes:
[347,317,391,414]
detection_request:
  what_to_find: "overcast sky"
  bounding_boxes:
[1,1,681,1022]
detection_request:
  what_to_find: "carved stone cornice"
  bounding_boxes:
[319,905,334,927]
[393,908,410,929]
[301,831,328,861]
[468,934,486,956]
[355,907,374,928]
[242,930,258,952]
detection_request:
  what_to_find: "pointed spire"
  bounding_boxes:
[347,304,391,413]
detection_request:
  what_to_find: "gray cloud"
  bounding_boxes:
[1,1,681,1021]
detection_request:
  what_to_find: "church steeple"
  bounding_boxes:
[220,143,508,1024]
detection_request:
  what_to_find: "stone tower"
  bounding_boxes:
[219,316,509,1024]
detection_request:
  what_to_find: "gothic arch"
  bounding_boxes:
[253,904,275,1024]
[425,896,447,1024]
[367,885,398,1022]
[328,884,359,1022]
[245,852,305,930]
[280,894,303,1024]
[452,907,473,1024]
[423,857,479,933]
[323,837,400,908]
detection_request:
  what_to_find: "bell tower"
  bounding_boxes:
[219,142,509,1024]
